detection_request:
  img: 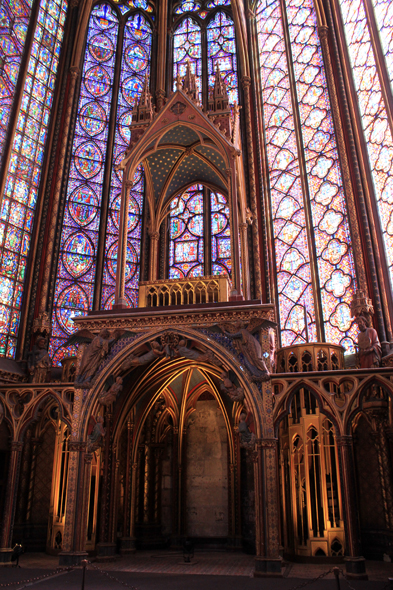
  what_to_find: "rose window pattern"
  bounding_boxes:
[50,5,152,365]
[256,0,357,351]
[0,0,67,358]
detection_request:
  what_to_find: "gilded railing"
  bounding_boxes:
[138,275,230,307]
[276,342,345,373]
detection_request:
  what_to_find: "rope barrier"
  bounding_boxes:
[0,566,73,587]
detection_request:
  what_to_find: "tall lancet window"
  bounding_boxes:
[338,0,393,291]
[0,0,68,358]
[256,0,357,351]
[170,0,236,280]
[49,4,152,365]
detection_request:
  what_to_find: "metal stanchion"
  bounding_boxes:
[332,567,341,590]
[81,559,88,590]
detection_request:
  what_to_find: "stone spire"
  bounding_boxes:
[132,75,154,124]
[208,63,229,113]
[207,63,232,138]
[181,59,199,103]
[129,75,155,145]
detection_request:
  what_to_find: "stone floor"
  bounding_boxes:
[13,550,393,581]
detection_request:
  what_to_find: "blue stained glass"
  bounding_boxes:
[0,0,68,358]
[207,11,238,105]
[102,13,152,309]
[211,191,231,276]
[173,17,202,101]
[0,0,34,169]
[50,4,118,365]
[169,185,204,278]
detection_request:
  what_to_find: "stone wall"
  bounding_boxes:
[185,399,228,538]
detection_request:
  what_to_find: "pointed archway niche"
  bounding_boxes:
[114,64,250,306]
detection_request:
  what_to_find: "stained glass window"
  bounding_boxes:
[101,13,152,309]
[174,1,201,14]
[0,0,34,170]
[0,0,67,358]
[173,17,202,100]
[50,4,119,365]
[371,0,393,90]
[256,0,357,351]
[207,11,238,105]
[169,185,204,279]
[339,0,393,293]
[211,191,231,275]
[49,7,152,364]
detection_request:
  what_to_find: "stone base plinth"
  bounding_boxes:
[96,542,117,561]
[254,557,282,577]
[58,551,88,566]
[0,549,14,565]
[344,556,368,580]
[120,537,136,555]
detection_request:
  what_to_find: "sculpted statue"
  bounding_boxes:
[121,340,165,371]
[99,376,123,407]
[27,336,51,383]
[174,339,222,366]
[238,412,255,449]
[356,315,382,369]
[88,416,105,449]
[64,328,135,388]
[208,319,275,381]
[220,370,244,402]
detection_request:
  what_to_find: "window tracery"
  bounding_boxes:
[256,0,357,351]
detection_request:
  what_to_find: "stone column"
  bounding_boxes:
[227,164,243,300]
[148,231,160,282]
[253,438,282,577]
[336,435,367,579]
[120,421,135,554]
[75,452,93,552]
[96,413,116,559]
[114,180,132,308]
[58,442,89,566]
[239,222,251,300]
[0,441,23,565]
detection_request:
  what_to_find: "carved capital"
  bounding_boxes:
[241,76,252,89]
[11,441,23,452]
[335,435,353,448]
[84,452,94,464]
[318,25,329,41]
[69,66,80,80]
[69,441,87,452]
[149,231,160,241]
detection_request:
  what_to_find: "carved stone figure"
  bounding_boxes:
[121,340,165,371]
[238,412,255,449]
[356,315,382,369]
[27,336,51,383]
[174,339,222,366]
[88,416,105,449]
[99,376,123,407]
[64,328,135,388]
[219,320,273,381]
[220,370,244,402]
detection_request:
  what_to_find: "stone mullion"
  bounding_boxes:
[76,452,93,552]
[241,77,262,300]
[0,442,23,564]
[171,427,180,544]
